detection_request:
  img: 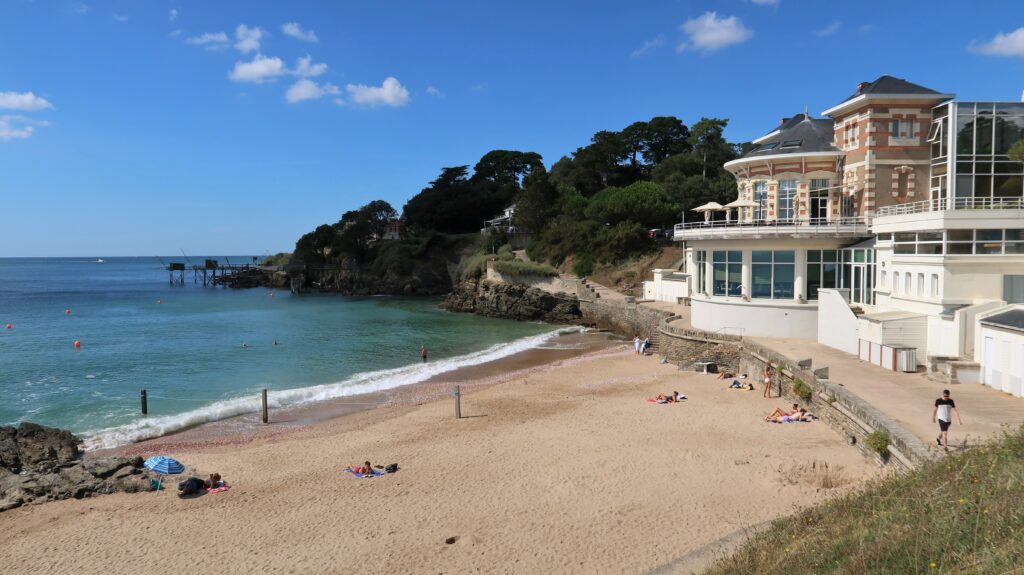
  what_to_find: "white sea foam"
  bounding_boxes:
[81,326,583,450]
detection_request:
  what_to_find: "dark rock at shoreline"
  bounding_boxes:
[0,423,153,512]
[214,267,290,289]
[441,278,582,324]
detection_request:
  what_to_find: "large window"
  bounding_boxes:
[946,229,1024,255]
[806,250,839,300]
[753,181,768,222]
[694,250,707,294]
[893,231,944,255]
[778,180,797,222]
[712,250,742,297]
[751,251,795,299]
[953,103,1024,201]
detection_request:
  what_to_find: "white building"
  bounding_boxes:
[647,77,1024,393]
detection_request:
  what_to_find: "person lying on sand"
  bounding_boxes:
[653,391,687,404]
[717,371,736,380]
[346,461,374,475]
[765,407,815,423]
[765,405,800,421]
[177,476,208,496]
[208,473,225,488]
[729,380,754,390]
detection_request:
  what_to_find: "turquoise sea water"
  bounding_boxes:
[0,257,563,448]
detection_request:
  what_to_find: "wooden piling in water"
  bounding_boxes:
[141,389,148,415]
[261,388,268,424]
[454,385,461,419]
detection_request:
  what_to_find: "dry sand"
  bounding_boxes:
[0,346,879,574]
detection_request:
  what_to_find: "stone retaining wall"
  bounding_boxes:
[739,340,934,470]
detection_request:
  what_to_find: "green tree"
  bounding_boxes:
[514,166,560,233]
[584,181,678,228]
[1009,139,1024,163]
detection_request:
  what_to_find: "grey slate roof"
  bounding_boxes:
[838,75,944,104]
[980,309,1024,332]
[742,113,838,159]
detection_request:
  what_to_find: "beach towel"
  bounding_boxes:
[346,468,385,478]
[207,482,231,494]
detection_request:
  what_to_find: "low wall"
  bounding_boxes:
[691,297,818,339]
[739,340,933,470]
[658,317,743,373]
[578,294,671,339]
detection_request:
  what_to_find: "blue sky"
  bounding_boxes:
[2,0,1023,257]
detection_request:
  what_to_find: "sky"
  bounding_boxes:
[2,0,1024,257]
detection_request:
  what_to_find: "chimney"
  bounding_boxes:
[780,117,787,126]
[857,81,869,92]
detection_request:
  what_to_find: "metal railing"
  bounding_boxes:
[673,217,871,237]
[877,197,1024,217]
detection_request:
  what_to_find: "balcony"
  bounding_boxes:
[876,197,1024,217]
[673,217,872,241]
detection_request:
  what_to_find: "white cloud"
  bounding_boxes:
[471,82,489,92]
[0,91,53,111]
[677,12,753,53]
[285,79,340,103]
[631,36,665,58]
[73,3,88,15]
[426,86,443,97]
[168,29,182,38]
[112,13,128,22]
[228,54,287,83]
[815,20,842,37]
[859,24,876,33]
[234,24,263,53]
[292,55,327,77]
[970,27,1024,58]
[0,115,42,141]
[345,77,410,107]
[169,9,178,21]
[186,32,229,49]
[282,22,318,43]
[750,0,778,5]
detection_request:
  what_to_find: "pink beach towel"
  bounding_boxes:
[207,482,230,494]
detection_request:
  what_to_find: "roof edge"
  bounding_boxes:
[822,93,955,117]
[724,151,843,171]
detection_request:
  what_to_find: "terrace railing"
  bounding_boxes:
[673,217,871,239]
[877,197,1024,217]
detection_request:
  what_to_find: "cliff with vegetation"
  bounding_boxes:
[285,115,745,298]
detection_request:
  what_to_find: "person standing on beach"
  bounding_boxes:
[421,345,428,363]
[933,389,962,452]
[634,335,641,355]
[762,366,773,398]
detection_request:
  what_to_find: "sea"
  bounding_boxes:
[0,257,573,449]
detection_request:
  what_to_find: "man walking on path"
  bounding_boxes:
[933,389,963,452]
[421,345,428,363]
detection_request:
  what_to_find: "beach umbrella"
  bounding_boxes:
[144,456,185,492]
[724,198,759,221]
[692,202,724,223]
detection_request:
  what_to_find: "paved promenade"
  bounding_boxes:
[748,337,1024,452]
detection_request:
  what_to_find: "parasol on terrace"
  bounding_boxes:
[692,202,725,223]
[724,198,760,222]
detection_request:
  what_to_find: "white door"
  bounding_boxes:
[983,336,995,386]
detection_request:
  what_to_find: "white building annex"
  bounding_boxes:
[645,76,1024,394]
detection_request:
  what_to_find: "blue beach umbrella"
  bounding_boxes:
[144,456,185,492]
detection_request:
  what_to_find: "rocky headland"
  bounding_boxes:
[0,423,157,511]
[441,277,582,323]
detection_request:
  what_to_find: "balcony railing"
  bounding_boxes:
[876,197,1024,217]
[673,217,871,239]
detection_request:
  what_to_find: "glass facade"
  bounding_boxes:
[806,250,839,300]
[751,251,795,299]
[943,102,1024,201]
[888,228,1024,255]
[712,250,742,296]
[694,250,706,294]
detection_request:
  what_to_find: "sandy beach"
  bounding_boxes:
[0,345,879,575]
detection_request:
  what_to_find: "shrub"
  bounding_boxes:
[866,431,890,458]
[573,253,594,277]
[492,260,557,278]
[459,253,490,280]
[793,378,813,402]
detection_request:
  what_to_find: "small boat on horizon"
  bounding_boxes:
[96,259,105,263]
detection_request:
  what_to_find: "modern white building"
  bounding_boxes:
[648,76,1024,393]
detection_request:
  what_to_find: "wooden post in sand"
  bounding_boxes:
[453,385,461,419]
[261,388,268,424]
[140,389,148,415]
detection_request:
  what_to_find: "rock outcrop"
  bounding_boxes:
[214,268,290,289]
[441,278,582,324]
[0,423,155,511]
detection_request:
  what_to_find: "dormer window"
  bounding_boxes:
[755,142,779,152]
[780,139,802,148]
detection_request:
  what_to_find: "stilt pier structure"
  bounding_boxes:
[165,258,260,287]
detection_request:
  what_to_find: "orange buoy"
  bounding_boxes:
[4,323,11,329]
[74,340,81,348]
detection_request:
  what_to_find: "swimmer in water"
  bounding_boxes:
[242,343,248,349]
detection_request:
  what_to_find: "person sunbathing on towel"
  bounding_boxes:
[717,371,736,380]
[208,473,225,488]
[765,404,800,421]
[347,461,374,475]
